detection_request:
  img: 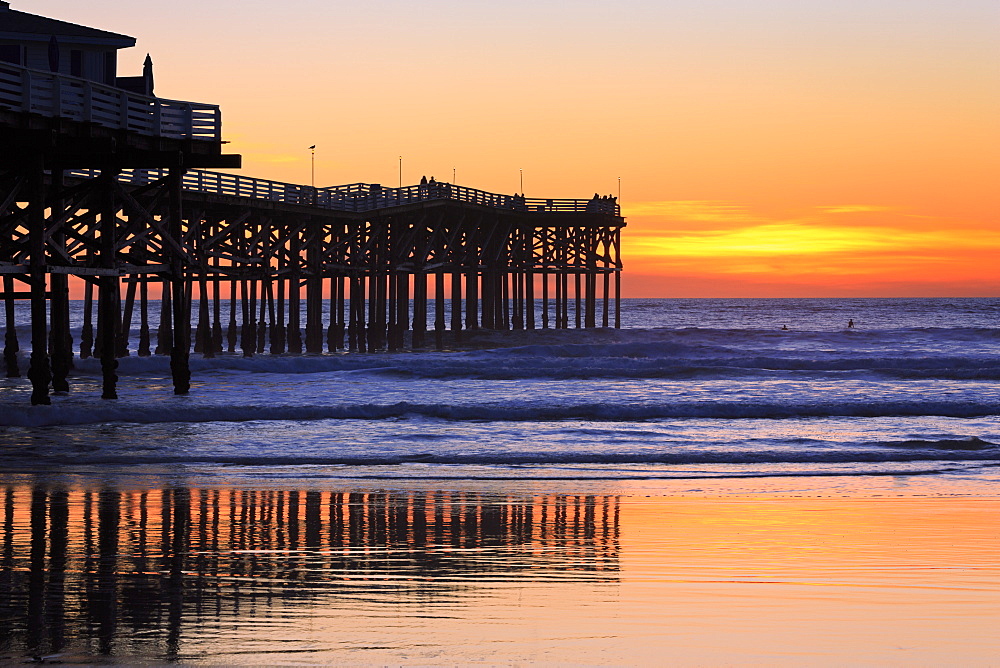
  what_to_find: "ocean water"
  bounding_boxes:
[2,297,999,490]
[2,297,999,663]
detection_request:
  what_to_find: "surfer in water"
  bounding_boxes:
[847,319,855,328]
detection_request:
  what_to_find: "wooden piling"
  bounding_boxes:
[552,272,563,329]
[201,276,215,358]
[328,275,344,352]
[602,271,610,328]
[450,272,462,341]
[97,169,120,400]
[25,159,51,404]
[305,225,323,354]
[239,279,252,358]
[541,270,549,329]
[156,279,172,356]
[211,269,223,354]
[387,270,398,351]
[223,279,234,353]
[195,275,210,356]
[465,268,478,330]
[350,275,365,353]
[398,271,411,347]
[3,276,19,377]
[413,270,427,349]
[575,274,582,329]
[525,269,535,330]
[138,280,151,356]
[167,168,190,395]
[434,271,446,350]
[257,277,268,354]
[120,279,135,358]
[48,166,72,393]
[274,273,286,354]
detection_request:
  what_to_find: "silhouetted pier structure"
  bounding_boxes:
[0,4,625,405]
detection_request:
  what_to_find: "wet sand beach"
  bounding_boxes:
[1,473,998,666]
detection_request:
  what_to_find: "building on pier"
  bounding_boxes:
[0,1,133,84]
[1,4,624,406]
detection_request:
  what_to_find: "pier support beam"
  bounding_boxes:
[328,276,344,352]
[167,168,191,394]
[49,168,72,393]
[3,276,19,377]
[138,280,151,356]
[305,224,324,354]
[434,271,445,350]
[211,269,223,354]
[257,278,268,355]
[97,169,120,399]
[349,275,365,352]
[156,280,172,355]
[526,269,535,330]
[198,275,214,358]
[26,160,51,405]
[541,270,549,329]
[451,272,462,342]
[465,268,478,330]
[226,279,238,353]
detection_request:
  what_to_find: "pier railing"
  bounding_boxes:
[0,62,221,142]
[65,168,621,215]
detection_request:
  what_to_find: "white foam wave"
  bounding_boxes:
[4,398,1000,428]
[18,329,994,382]
[1,441,996,468]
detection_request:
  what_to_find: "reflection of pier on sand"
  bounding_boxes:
[0,484,620,660]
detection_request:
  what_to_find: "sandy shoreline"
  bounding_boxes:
[0,472,997,665]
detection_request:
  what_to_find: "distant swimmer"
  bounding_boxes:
[847,319,855,328]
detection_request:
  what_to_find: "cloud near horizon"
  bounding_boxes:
[621,200,1000,292]
[629,222,1000,259]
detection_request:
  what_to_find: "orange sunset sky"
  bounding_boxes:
[31,0,1000,297]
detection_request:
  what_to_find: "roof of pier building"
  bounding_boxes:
[0,2,135,48]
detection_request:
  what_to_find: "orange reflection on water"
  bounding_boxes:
[0,484,622,662]
[618,496,1000,665]
[2,482,999,664]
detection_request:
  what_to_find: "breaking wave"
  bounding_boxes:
[9,325,994,382]
[4,399,1000,428]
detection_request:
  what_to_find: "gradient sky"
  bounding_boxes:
[30,0,1000,297]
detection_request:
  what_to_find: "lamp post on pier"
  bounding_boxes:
[309,145,316,188]
[519,168,523,195]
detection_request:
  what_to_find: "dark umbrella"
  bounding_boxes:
[143,53,154,95]
[47,35,59,72]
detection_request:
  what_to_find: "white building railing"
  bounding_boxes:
[0,62,221,142]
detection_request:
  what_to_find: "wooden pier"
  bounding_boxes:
[0,7,624,405]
